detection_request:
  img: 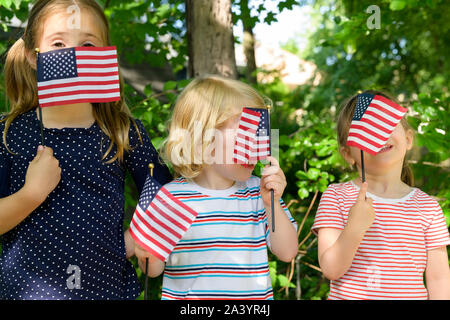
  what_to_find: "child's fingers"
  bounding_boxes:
[40,146,55,159]
[266,156,279,168]
[135,244,152,259]
[261,173,284,185]
[261,157,282,177]
[261,175,285,194]
[265,182,282,192]
[261,166,278,177]
[357,182,368,202]
[29,145,45,165]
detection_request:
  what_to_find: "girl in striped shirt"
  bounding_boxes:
[312,90,450,300]
[133,75,298,300]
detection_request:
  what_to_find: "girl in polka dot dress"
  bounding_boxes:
[0,0,171,300]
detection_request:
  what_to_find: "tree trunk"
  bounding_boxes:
[185,0,238,79]
[240,0,257,84]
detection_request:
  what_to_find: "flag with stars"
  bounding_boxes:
[36,46,121,107]
[233,107,271,164]
[129,175,198,262]
[347,93,408,155]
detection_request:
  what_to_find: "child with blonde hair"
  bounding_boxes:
[312,90,450,300]
[0,0,170,299]
[132,75,298,300]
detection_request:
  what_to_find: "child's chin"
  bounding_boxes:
[234,168,254,182]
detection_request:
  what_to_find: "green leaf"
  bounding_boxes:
[144,85,153,97]
[12,0,20,9]
[151,137,164,150]
[306,168,321,180]
[277,274,296,288]
[268,261,277,286]
[156,4,171,18]
[295,170,308,180]
[298,188,309,199]
[177,79,191,89]
[163,80,177,91]
[390,0,407,11]
[143,112,153,125]
[1,0,12,8]
[264,12,277,25]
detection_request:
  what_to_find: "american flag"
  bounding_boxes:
[36,46,121,107]
[347,93,407,155]
[129,175,198,262]
[233,107,271,164]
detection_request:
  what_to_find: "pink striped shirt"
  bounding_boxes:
[311,181,450,300]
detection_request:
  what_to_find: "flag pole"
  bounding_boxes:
[360,150,365,183]
[267,104,275,233]
[35,48,45,146]
[144,163,154,301]
[144,258,148,300]
[38,104,44,146]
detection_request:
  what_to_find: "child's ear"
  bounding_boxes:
[25,48,37,70]
[405,129,414,151]
[340,146,356,167]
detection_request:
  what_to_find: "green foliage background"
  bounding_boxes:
[0,0,449,300]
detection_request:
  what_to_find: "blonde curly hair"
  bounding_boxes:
[162,75,267,179]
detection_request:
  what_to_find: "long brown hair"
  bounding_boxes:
[336,90,414,186]
[3,0,140,163]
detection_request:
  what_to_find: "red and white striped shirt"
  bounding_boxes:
[311,181,450,300]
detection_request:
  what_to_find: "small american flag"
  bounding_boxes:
[233,107,271,164]
[129,175,198,262]
[347,93,407,155]
[37,46,121,107]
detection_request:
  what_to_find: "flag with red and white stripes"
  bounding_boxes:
[233,107,270,164]
[129,175,198,262]
[346,93,407,155]
[37,46,121,107]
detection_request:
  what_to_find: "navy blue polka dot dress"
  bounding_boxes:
[0,109,171,300]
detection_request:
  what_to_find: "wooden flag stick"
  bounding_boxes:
[144,163,154,301]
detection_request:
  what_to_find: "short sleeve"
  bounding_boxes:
[0,127,11,198]
[265,198,297,250]
[424,200,450,251]
[124,119,171,194]
[311,185,345,236]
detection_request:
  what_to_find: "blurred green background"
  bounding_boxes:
[1,0,448,300]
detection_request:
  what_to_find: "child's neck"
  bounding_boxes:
[354,167,412,199]
[193,168,235,190]
[37,103,95,129]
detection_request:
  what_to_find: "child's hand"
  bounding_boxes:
[135,243,165,277]
[124,230,135,259]
[347,182,375,234]
[23,146,61,204]
[135,242,153,263]
[260,156,286,207]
